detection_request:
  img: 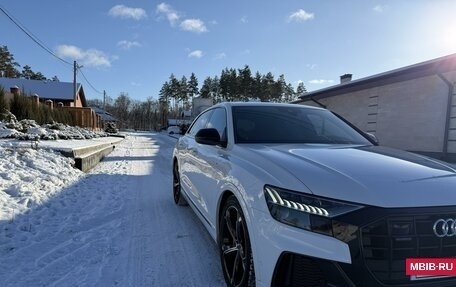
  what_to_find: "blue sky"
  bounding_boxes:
[1,1,455,102]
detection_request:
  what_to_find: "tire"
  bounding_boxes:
[219,196,255,287]
[173,162,187,206]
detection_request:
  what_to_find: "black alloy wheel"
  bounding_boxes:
[173,162,187,205]
[219,196,255,287]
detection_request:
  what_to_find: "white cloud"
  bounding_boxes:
[373,5,386,13]
[131,82,142,87]
[241,49,251,55]
[209,20,218,25]
[240,16,248,24]
[156,3,208,34]
[214,53,226,60]
[117,40,141,50]
[188,50,203,58]
[55,45,112,68]
[109,5,147,20]
[156,3,180,26]
[287,9,314,23]
[180,19,208,33]
[309,79,334,84]
[306,64,317,70]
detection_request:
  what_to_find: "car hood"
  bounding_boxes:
[243,144,456,207]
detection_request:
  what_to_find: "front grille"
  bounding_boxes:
[361,213,456,285]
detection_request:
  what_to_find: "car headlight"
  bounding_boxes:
[264,185,363,238]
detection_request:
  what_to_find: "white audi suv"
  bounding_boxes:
[172,102,456,287]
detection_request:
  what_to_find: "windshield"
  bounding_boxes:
[232,106,372,145]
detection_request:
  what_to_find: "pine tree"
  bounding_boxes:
[0,45,20,78]
[188,73,199,102]
[179,75,188,109]
[295,82,307,98]
[200,77,212,99]
[31,72,46,80]
[252,72,263,101]
[21,65,34,79]
[238,65,253,101]
[261,72,275,102]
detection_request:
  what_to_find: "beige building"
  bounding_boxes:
[294,54,456,162]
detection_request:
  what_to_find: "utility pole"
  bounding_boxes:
[73,61,77,107]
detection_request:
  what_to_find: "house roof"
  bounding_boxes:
[296,53,456,102]
[90,107,118,122]
[0,77,86,106]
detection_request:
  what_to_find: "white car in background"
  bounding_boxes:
[172,102,456,287]
[167,125,180,134]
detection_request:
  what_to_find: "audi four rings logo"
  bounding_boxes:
[433,219,456,237]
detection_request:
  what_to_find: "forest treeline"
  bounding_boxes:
[89,66,308,130]
[1,44,309,130]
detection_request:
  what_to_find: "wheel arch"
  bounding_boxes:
[216,189,258,286]
[216,190,235,243]
[216,189,255,245]
[172,156,178,169]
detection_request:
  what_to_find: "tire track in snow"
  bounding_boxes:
[122,133,225,287]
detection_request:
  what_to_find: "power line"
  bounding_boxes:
[78,67,103,95]
[0,5,72,66]
[1,5,104,96]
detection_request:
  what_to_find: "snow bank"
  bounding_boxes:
[0,141,83,220]
[0,114,108,140]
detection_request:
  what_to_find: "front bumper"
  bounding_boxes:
[251,206,456,287]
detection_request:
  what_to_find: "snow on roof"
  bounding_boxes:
[90,107,118,122]
[0,77,84,102]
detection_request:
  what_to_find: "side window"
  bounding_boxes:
[206,108,227,141]
[187,110,213,136]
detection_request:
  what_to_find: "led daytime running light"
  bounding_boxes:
[265,187,329,217]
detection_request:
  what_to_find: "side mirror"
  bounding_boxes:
[365,132,379,145]
[195,128,224,146]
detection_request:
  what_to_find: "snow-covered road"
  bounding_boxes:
[0,133,225,286]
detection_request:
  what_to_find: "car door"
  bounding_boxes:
[192,107,229,227]
[179,109,213,218]
[181,107,229,230]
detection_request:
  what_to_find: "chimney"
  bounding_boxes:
[10,85,20,96]
[340,74,352,84]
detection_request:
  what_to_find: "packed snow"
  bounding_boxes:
[0,132,225,286]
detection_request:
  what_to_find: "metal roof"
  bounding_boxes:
[90,106,118,122]
[297,53,456,102]
[0,77,85,105]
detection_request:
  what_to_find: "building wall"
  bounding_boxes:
[447,70,456,155]
[74,93,83,107]
[299,71,456,160]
